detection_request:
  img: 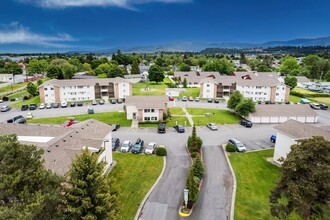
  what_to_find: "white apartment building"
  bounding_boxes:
[39,77,132,103]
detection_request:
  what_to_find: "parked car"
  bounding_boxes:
[1,105,11,112]
[99,99,105,105]
[46,103,52,109]
[169,96,174,101]
[29,103,37,110]
[270,135,276,143]
[120,140,133,152]
[63,119,75,127]
[110,99,116,104]
[26,112,33,120]
[7,115,26,124]
[173,125,185,133]
[112,124,120,131]
[39,103,45,109]
[206,123,218,131]
[181,96,187,101]
[53,103,60,108]
[131,138,144,154]
[310,103,320,110]
[228,138,246,152]
[214,98,220,103]
[300,98,310,104]
[240,119,253,128]
[112,138,120,151]
[145,142,157,154]
[77,102,83,106]
[188,96,194,101]
[195,97,200,102]
[0,99,3,103]
[158,123,166,133]
[87,107,94,114]
[92,100,97,105]
[117,98,123,104]
[61,101,68,108]
[70,102,76,107]
[320,103,328,110]
[207,98,213,103]
[21,104,29,111]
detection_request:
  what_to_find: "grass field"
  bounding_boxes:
[10,95,41,108]
[163,77,173,84]
[167,116,190,127]
[289,95,301,103]
[29,112,131,126]
[186,108,240,126]
[292,87,324,96]
[110,153,163,220]
[132,82,168,96]
[0,82,27,94]
[179,88,200,98]
[169,107,185,115]
[310,97,330,105]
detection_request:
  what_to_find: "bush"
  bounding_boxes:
[187,136,203,154]
[10,98,16,101]
[23,96,29,100]
[190,152,198,159]
[192,154,204,180]
[226,143,237,152]
[2,96,8,101]
[156,147,167,156]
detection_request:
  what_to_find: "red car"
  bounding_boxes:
[63,119,78,127]
[169,96,174,101]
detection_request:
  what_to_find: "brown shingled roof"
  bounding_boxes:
[125,95,168,109]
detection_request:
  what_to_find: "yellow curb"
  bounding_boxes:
[179,211,191,217]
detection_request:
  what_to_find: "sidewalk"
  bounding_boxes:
[131,119,139,128]
[182,108,194,126]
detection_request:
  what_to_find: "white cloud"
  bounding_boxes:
[17,0,191,9]
[0,22,75,48]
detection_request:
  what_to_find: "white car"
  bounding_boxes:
[145,142,157,154]
[46,103,52,109]
[206,123,218,131]
[26,112,33,120]
[61,101,68,108]
[0,99,3,103]
[120,140,132,153]
[39,103,45,109]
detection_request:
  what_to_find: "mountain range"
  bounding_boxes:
[68,36,330,54]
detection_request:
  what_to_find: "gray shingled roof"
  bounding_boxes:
[250,104,317,117]
[296,76,311,83]
[275,119,330,140]
[40,77,129,87]
[125,95,168,109]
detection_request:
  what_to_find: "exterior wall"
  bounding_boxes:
[54,86,61,103]
[270,86,276,102]
[39,87,45,103]
[59,85,95,102]
[249,115,317,124]
[236,85,272,101]
[284,86,290,102]
[199,84,204,98]
[126,105,138,120]
[117,82,131,98]
[141,109,161,121]
[166,90,181,97]
[273,131,297,164]
[274,85,287,102]
[202,82,215,98]
[43,85,56,103]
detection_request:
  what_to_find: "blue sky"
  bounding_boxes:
[0,0,330,52]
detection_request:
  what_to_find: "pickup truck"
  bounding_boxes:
[7,115,26,124]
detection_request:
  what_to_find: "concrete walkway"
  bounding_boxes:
[131,119,139,128]
[182,108,194,126]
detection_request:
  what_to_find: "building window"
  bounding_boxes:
[144,117,150,121]
[282,87,285,90]
[206,90,210,93]
[264,93,267,95]
[44,88,48,90]
[78,86,83,89]
[276,93,279,96]
[45,94,48,97]
[144,109,150,113]
[123,84,126,87]
[51,87,54,90]
[207,84,210,87]
[151,109,155,112]
[151,117,157,121]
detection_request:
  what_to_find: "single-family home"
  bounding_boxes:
[39,77,132,103]
[125,96,168,121]
[273,120,330,164]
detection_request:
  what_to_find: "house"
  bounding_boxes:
[173,71,221,88]
[296,76,311,88]
[0,119,113,175]
[39,77,132,103]
[248,104,318,124]
[300,82,330,93]
[125,96,168,121]
[273,120,330,164]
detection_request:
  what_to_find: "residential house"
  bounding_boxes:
[39,77,132,103]
[125,96,168,121]
[296,76,311,88]
[273,120,330,164]
[300,82,330,93]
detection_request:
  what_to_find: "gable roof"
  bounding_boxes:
[40,77,129,87]
[125,96,168,109]
[296,76,311,83]
[250,104,317,117]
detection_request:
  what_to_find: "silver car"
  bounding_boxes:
[145,142,156,154]
[228,138,246,152]
[121,140,132,153]
[206,123,218,131]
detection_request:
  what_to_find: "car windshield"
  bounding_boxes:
[122,143,129,147]
[236,142,243,147]
[210,123,215,126]
[147,145,154,149]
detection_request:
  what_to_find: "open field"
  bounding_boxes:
[310,97,330,105]
[289,95,301,103]
[110,153,163,220]
[10,95,41,108]
[132,82,168,96]
[179,88,200,98]
[186,108,240,126]
[0,82,27,94]
[28,112,131,126]
[292,87,325,96]
[169,107,185,115]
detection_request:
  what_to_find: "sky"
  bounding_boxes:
[0,0,330,53]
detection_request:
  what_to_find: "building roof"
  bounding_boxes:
[296,76,311,83]
[40,77,129,87]
[250,104,318,117]
[0,119,112,175]
[125,95,168,109]
[275,119,330,140]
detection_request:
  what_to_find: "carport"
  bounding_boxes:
[248,104,318,124]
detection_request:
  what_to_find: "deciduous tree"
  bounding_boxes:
[235,98,256,117]
[284,76,298,88]
[26,82,37,96]
[131,61,140,75]
[227,91,244,110]
[148,65,164,83]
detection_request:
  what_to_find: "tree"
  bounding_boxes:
[235,98,256,117]
[27,59,43,75]
[179,63,191,71]
[46,65,63,79]
[279,57,300,76]
[270,136,330,220]
[148,65,164,83]
[131,61,140,75]
[284,76,298,88]
[302,55,322,79]
[257,64,272,72]
[247,58,259,71]
[26,82,37,96]
[108,66,125,78]
[61,63,77,79]
[37,79,43,87]
[64,149,117,219]
[202,58,235,74]
[183,78,188,88]
[240,53,247,64]
[186,167,199,205]
[4,62,23,75]
[227,91,244,110]
[192,154,204,180]
[0,134,63,219]
[83,63,92,71]
[94,63,111,75]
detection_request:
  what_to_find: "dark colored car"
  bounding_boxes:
[320,103,328,110]
[158,123,166,133]
[214,98,220,103]
[112,124,120,131]
[110,99,116,104]
[99,100,105,105]
[70,102,76,107]
[77,102,83,106]
[240,119,253,128]
[207,98,213,103]
[53,103,60,108]
[29,103,37,110]
[112,138,120,151]
[131,138,144,154]
[117,98,123,104]
[21,104,29,111]
[173,125,185,133]
[270,135,276,143]
[88,108,94,114]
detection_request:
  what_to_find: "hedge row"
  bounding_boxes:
[290,90,330,98]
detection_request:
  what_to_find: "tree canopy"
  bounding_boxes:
[202,58,235,74]
[235,98,256,117]
[148,65,164,83]
[284,76,298,88]
[26,82,37,96]
[227,91,244,110]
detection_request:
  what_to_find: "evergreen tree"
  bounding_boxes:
[131,61,140,75]
[192,154,204,180]
[186,167,199,205]
[183,78,188,88]
[64,149,117,219]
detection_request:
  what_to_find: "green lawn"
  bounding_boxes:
[163,77,173,84]
[0,82,27,94]
[132,82,168,96]
[289,95,301,103]
[167,116,190,127]
[109,153,163,220]
[186,108,240,126]
[310,97,330,105]
[292,87,324,96]
[169,107,185,115]
[10,95,41,108]
[29,112,132,126]
[179,88,200,98]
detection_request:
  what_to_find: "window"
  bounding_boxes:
[282,87,285,90]
[45,94,48,97]
[151,109,155,112]
[256,86,261,89]
[206,90,210,93]
[144,109,151,113]
[151,117,157,121]
[276,93,279,96]
[51,87,54,90]
[123,84,126,87]
[144,117,150,121]
[78,86,83,89]
[44,88,48,90]
[207,84,210,87]
[264,93,267,95]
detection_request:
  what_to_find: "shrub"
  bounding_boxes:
[192,154,204,180]
[190,152,198,159]
[10,98,16,101]
[23,96,29,100]
[226,143,237,152]
[2,96,9,101]
[187,136,203,154]
[186,167,199,204]
[156,147,167,156]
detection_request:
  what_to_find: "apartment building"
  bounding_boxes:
[39,77,132,103]
[173,71,221,88]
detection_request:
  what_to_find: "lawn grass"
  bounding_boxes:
[163,77,173,84]
[10,95,41,108]
[186,108,240,126]
[179,88,200,98]
[169,107,185,115]
[166,116,190,127]
[289,95,301,103]
[292,87,324,96]
[309,97,330,105]
[0,82,27,94]
[109,153,163,220]
[29,112,132,126]
[132,82,168,96]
